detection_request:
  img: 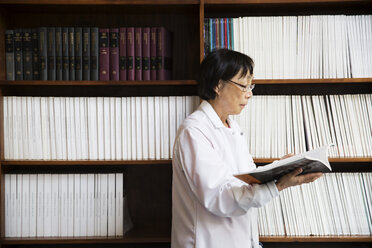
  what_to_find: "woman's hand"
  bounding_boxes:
[275,168,323,192]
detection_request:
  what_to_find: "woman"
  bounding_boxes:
[171,49,322,248]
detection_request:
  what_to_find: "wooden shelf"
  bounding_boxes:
[2,157,371,166]
[1,227,170,245]
[260,235,372,242]
[0,80,198,97]
[0,0,199,5]
[0,80,197,86]
[254,78,372,84]
[2,235,371,245]
[205,0,372,4]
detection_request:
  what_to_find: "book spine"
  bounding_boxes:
[156,27,173,80]
[126,27,135,80]
[47,27,56,81]
[68,27,75,80]
[135,27,142,80]
[75,27,83,81]
[22,29,33,80]
[5,30,15,80]
[119,27,127,81]
[55,27,62,80]
[62,27,69,80]
[142,27,150,81]
[90,27,99,81]
[82,27,90,80]
[38,28,47,80]
[109,28,119,81]
[150,27,157,80]
[31,29,40,80]
[99,28,110,81]
[14,29,23,80]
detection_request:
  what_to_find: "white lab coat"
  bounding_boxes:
[171,100,279,248]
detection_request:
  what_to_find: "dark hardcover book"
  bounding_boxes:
[134,27,142,80]
[22,29,33,80]
[234,146,331,184]
[75,27,83,80]
[204,18,210,56]
[109,28,119,81]
[55,27,62,80]
[5,30,15,80]
[150,27,157,80]
[47,27,56,80]
[119,27,127,81]
[126,27,135,80]
[142,27,150,81]
[14,29,23,80]
[82,27,90,80]
[68,27,75,80]
[156,27,172,80]
[31,29,40,80]
[90,27,99,81]
[62,27,69,80]
[38,27,47,80]
[99,28,109,81]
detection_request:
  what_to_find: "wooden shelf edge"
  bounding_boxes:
[2,235,371,244]
[205,0,372,4]
[2,158,371,166]
[0,80,197,86]
[0,0,199,5]
[1,160,172,166]
[254,78,372,84]
[259,235,372,242]
[1,236,170,245]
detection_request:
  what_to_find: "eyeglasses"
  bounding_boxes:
[226,79,255,92]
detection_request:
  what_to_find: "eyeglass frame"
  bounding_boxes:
[226,79,255,92]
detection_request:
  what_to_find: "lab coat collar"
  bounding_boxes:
[199,100,231,129]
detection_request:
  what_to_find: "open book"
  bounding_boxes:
[234,145,332,184]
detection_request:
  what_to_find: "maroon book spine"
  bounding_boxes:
[109,28,119,81]
[134,27,142,80]
[126,27,135,81]
[119,27,127,81]
[99,28,110,81]
[150,27,157,80]
[156,27,172,80]
[142,27,150,81]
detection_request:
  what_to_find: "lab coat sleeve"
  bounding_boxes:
[175,126,279,217]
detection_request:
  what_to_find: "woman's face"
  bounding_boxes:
[215,72,254,116]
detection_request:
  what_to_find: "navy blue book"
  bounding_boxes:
[90,27,99,81]
[14,29,23,80]
[82,27,90,80]
[47,27,56,80]
[62,27,69,80]
[55,27,62,80]
[38,27,47,80]
[22,29,33,80]
[75,27,83,80]
[69,27,75,80]
[5,30,15,80]
[31,29,40,80]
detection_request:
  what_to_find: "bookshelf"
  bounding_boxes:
[0,0,371,247]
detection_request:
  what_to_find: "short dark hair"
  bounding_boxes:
[197,49,254,100]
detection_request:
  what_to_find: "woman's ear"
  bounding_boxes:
[214,81,223,96]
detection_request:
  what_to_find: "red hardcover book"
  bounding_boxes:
[156,27,172,80]
[119,27,127,81]
[142,27,150,81]
[99,28,110,81]
[126,27,135,80]
[150,27,157,80]
[134,27,142,80]
[109,28,119,81]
